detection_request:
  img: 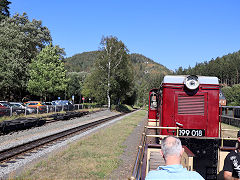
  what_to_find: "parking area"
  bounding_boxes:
[0,100,100,117]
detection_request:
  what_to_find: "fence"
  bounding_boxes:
[0,104,103,117]
[220,106,240,127]
[221,115,240,128]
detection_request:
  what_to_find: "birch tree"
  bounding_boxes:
[82,36,133,109]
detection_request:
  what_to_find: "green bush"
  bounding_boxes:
[111,104,132,113]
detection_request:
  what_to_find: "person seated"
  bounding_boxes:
[223,130,240,180]
[145,136,204,180]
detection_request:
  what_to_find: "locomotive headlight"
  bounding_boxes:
[184,75,199,90]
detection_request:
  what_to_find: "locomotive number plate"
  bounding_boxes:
[178,129,205,137]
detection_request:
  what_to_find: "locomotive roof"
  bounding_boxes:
[163,75,219,85]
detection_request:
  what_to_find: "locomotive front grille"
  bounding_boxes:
[178,95,204,115]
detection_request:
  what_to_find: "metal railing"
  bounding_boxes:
[0,104,103,117]
[130,130,147,180]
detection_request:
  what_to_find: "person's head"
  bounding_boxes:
[160,136,184,159]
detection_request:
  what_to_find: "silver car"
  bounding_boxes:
[9,102,36,114]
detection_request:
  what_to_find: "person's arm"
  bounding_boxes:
[223,153,235,180]
[224,171,234,180]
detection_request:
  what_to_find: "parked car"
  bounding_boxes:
[0,104,10,116]
[0,101,25,115]
[0,101,10,107]
[25,101,47,113]
[42,102,55,112]
[51,100,74,111]
[9,102,36,114]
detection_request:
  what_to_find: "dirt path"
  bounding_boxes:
[108,111,148,180]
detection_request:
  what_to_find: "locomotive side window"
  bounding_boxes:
[150,93,157,110]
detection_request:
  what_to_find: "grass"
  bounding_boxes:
[15,110,147,180]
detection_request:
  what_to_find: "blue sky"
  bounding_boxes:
[10,0,240,71]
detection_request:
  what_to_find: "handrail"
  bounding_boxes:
[221,129,239,132]
[130,127,147,180]
[146,126,179,129]
[146,126,180,136]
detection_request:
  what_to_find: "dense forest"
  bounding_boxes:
[65,51,100,73]
[175,51,240,86]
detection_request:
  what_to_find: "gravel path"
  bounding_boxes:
[109,110,148,180]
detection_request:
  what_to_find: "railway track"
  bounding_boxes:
[0,112,125,164]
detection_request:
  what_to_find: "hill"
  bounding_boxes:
[65,51,171,76]
[130,53,172,83]
[65,51,100,72]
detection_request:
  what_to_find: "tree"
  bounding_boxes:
[66,72,86,102]
[0,0,11,21]
[27,45,68,101]
[8,13,52,60]
[0,21,27,100]
[0,13,52,100]
[82,36,133,109]
[82,71,107,104]
[174,50,240,87]
[222,84,240,106]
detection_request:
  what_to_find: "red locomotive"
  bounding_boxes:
[139,75,235,180]
[158,75,219,137]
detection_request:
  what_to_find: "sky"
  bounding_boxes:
[10,0,240,71]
